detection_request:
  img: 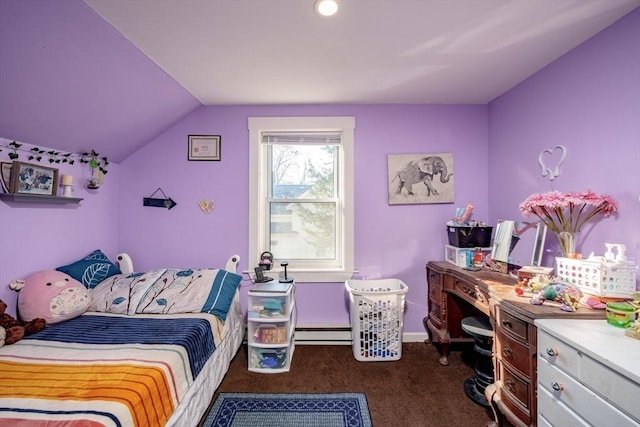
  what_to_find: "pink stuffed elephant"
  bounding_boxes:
[9,270,90,324]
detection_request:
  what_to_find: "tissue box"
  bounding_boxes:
[446,226,493,248]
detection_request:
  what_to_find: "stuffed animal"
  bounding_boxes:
[530,282,583,312]
[0,299,46,345]
[9,270,90,325]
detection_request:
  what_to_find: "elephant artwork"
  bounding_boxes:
[387,153,454,204]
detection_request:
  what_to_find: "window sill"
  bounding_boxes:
[251,269,357,283]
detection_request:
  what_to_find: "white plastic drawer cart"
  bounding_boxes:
[247,281,296,373]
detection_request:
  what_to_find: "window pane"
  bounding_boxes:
[270,145,336,199]
[269,202,336,260]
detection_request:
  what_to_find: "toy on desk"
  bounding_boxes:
[529,282,583,312]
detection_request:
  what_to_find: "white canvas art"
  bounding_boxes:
[387,153,454,205]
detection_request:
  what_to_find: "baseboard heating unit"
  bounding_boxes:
[294,324,353,345]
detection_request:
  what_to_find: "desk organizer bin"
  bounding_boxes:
[555,257,638,298]
[445,245,492,268]
[345,279,408,362]
[447,226,493,248]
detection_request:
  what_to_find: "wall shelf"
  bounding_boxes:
[0,193,83,204]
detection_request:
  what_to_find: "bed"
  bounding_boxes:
[0,252,245,427]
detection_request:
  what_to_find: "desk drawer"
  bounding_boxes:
[496,308,528,342]
[495,327,531,378]
[427,268,444,301]
[452,279,489,312]
[498,360,531,412]
[428,304,442,329]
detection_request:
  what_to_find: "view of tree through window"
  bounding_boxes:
[268,143,338,260]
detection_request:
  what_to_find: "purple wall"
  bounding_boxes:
[0,138,120,317]
[1,7,637,331]
[0,0,200,163]
[118,105,489,332]
[488,9,640,283]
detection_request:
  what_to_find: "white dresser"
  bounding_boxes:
[535,319,640,427]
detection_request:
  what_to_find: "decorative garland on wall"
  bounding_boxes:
[0,141,109,174]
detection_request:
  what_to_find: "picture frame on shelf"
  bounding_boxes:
[188,135,221,161]
[0,162,11,193]
[9,161,59,196]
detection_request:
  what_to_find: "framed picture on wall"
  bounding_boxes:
[0,162,11,193]
[9,161,59,196]
[188,135,221,161]
[387,153,454,205]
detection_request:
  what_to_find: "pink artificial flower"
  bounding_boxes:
[519,190,617,235]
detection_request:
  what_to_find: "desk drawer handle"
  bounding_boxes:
[463,286,477,299]
[505,378,516,393]
[502,319,512,328]
[551,382,564,392]
[546,347,558,357]
[503,346,513,358]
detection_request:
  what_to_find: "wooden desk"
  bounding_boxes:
[424,261,605,427]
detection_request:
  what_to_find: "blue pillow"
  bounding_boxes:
[56,249,122,289]
[200,270,242,320]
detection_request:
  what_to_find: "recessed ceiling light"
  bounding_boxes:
[314,0,339,17]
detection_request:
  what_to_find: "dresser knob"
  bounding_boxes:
[503,346,512,358]
[505,378,516,392]
[502,319,512,328]
[546,347,558,357]
[551,381,564,392]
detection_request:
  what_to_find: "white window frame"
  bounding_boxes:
[249,116,355,282]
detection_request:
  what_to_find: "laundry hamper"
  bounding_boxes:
[345,278,408,361]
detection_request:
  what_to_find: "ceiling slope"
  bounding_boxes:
[1,0,638,162]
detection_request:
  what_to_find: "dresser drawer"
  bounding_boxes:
[496,308,528,342]
[538,329,580,379]
[495,327,531,378]
[498,360,531,412]
[538,385,589,427]
[581,355,640,421]
[538,358,638,427]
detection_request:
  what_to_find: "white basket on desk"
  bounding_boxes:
[555,257,637,298]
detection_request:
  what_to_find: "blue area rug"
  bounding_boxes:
[202,392,373,427]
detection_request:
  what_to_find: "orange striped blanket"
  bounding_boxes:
[0,312,226,427]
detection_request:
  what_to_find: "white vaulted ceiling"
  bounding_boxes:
[84,0,640,105]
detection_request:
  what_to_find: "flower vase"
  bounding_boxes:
[557,231,579,258]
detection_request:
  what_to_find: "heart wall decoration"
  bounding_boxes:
[198,199,215,214]
[538,145,567,181]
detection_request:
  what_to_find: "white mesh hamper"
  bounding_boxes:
[345,279,408,361]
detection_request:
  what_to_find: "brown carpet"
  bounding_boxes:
[202,342,494,427]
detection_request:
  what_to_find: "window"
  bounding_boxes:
[249,117,355,282]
